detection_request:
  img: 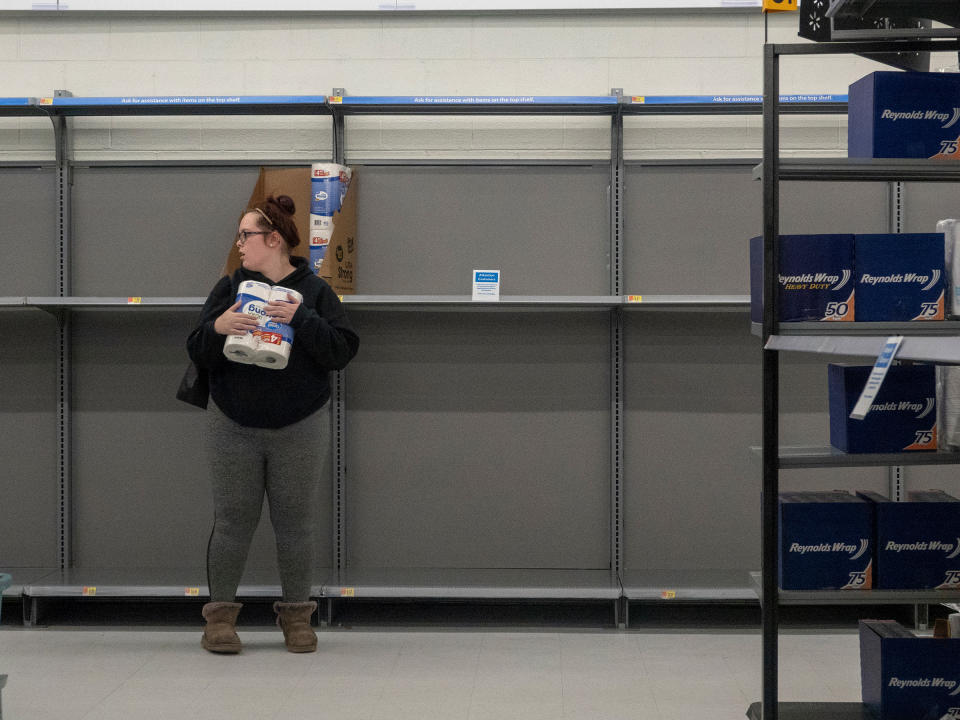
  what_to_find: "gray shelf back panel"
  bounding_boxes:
[622,313,889,573]
[353,165,611,296]
[900,181,960,233]
[68,313,334,572]
[623,312,762,571]
[0,313,59,568]
[345,310,611,570]
[70,166,261,297]
[0,167,57,296]
[623,164,889,295]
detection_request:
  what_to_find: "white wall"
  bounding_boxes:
[0,9,947,160]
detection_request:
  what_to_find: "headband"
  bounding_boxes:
[253,207,274,227]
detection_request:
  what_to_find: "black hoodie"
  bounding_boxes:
[187,256,359,428]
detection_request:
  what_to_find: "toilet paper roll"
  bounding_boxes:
[309,214,335,273]
[937,219,960,318]
[939,365,960,451]
[310,213,335,235]
[310,163,352,216]
[223,280,271,364]
[253,287,303,370]
[309,164,351,273]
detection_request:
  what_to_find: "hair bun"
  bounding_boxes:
[272,194,296,216]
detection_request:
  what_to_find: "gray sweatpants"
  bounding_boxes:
[205,401,331,603]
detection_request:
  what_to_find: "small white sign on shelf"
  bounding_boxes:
[472,269,500,302]
[850,335,904,421]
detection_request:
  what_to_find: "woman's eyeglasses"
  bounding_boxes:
[236,230,270,246]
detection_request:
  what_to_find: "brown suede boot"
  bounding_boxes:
[201,601,243,654]
[273,600,318,653]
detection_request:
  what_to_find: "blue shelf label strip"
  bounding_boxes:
[629,94,848,104]
[338,96,619,106]
[46,95,327,107]
[25,94,847,108]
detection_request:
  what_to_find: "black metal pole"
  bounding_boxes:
[761,41,781,720]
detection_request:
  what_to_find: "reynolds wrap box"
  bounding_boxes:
[860,619,960,720]
[849,71,960,159]
[829,363,937,453]
[749,234,855,322]
[857,490,960,590]
[779,491,873,591]
[855,234,945,321]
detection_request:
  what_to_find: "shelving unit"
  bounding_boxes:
[0,95,336,625]
[0,90,880,626]
[327,93,628,621]
[757,36,960,720]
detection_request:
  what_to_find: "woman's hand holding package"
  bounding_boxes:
[267,293,301,324]
[214,300,260,336]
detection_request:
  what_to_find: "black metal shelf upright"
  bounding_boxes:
[757,36,960,720]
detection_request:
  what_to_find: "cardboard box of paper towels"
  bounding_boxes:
[223,165,357,296]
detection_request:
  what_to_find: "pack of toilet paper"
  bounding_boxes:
[309,163,352,275]
[223,280,302,370]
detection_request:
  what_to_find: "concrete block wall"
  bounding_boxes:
[1,9,945,161]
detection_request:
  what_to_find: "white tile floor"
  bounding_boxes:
[0,625,864,720]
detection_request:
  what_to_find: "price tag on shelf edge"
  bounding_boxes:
[849,336,904,421]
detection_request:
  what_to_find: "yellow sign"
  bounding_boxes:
[184,587,200,597]
[627,295,643,303]
[660,590,677,600]
[632,96,646,104]
[127,297,142,304]
[329,96,343,104]
[82,586,97,596]
[762,0,797,12]
[340,587,355,597]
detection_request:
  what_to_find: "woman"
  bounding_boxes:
[187,194,359,654]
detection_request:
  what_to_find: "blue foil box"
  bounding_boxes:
[749,234,855,322]
[779,491,873,591]
[860,620,960,720]
[854,234,945,321]
[829,364,937,454]
[849,71,960,159]
[857,490,960,590]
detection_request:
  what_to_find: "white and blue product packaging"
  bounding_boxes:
[254,286,303,371]
[854,233,945,321]
[856,490,960,590]
[222,280,271,364]
[848,71,960,159]
[749,234,855,323]
[779,491,873,591]
[309,163,352,274]
[860,619,960,720]
[829,363,937,453]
